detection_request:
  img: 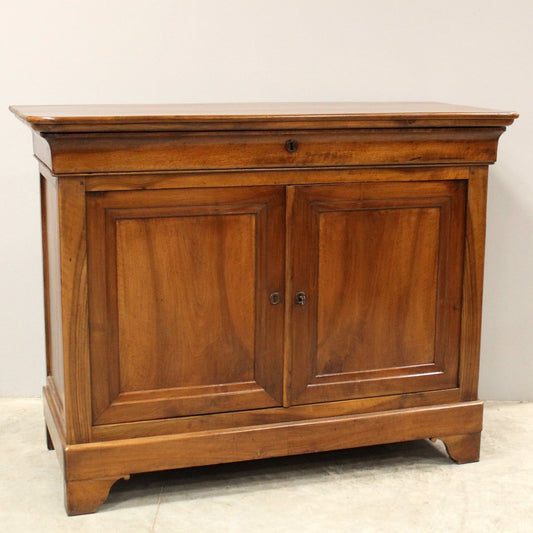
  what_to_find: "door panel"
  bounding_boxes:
[116,213,256,391]
[317,206,440,373]
[87,186,285,425]
[288,180,466,405]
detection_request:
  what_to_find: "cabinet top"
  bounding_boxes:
[10,102,517,133]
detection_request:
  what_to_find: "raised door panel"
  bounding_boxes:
[288,179,466,405]
[87,185,285,425]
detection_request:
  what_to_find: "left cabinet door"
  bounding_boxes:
[86,185,285,425]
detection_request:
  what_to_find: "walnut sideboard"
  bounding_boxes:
[10,102,517,515]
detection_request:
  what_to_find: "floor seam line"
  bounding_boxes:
[150,484,164,532]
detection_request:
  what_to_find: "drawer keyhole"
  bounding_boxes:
[285,139,298,153]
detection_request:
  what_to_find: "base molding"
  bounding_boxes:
[43,390,483,515]
[65,476,130,516]
[439,432,482,463]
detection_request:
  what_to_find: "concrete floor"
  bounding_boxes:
[1,400,532,532]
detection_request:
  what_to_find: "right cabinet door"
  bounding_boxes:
[288,179,466,405]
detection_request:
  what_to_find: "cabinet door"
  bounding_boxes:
[87,186,285,425]
[287,180,466,405]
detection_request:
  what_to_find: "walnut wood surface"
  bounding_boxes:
[317,203,439,371]
[57,179,92,443]
[460,167,489,400]
[40,176,65,412]
[77,166,470,192]
[42,385,482,513]
[32,128,504,174]
[117,215,256,390]
[12,102,515,514]
[65,476,129,516]
[87,186,285,425]
[439,432,482,463]
[92,389,461,441]
[43,383,66,473]
[10,102,517,132]
[61,401,483,482]
[287,179,465,404]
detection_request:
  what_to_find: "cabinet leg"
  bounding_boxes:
[434,432,481,464]
[46,425,54,450]
[65,475,130,516]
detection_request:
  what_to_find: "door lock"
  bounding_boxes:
[294,292,307,306]
[269,292,281,305]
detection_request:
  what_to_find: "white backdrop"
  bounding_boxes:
[1,0,531,399]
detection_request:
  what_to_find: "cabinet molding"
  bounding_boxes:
[11,102,516,515]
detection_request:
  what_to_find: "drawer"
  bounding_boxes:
[34,127,501,174]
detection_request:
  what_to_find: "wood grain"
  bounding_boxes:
[65,476,129,516]
[91,389,462,441]
[439,432,482,464]
[116,213,256,391]
[32,128,504,174]
[42,383,481,513]
[10,102,517,133]
[460,167,489,400]
[63,402,484,482]
[87,186,285,425]
[287,180,466,405]
[78,166,472,193]
[12,102,514,515]
[316,204,440,373]
[41,176,65,411]
[57,179,92,443]
[40,175,51,378]
[43,383,66,473]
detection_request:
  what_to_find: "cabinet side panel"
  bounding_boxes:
[42,175,65,409]
[460,167,489,400]
[57,179,92,443]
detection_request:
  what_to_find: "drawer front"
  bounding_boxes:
[37,127,500,174]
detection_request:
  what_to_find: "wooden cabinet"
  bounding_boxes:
[10,102,517,515]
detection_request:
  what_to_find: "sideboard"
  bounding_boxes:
[10,102,517,515]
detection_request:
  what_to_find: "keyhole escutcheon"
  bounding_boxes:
[294,291,307,306]
[285,139,298,153]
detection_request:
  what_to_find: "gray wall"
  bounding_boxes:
[1,0,532,399]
